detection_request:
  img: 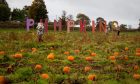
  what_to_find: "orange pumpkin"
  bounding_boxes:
[14,54,23,58]
[109,56,116,60]
[84,66,92,72]
[125,47,129,51]
[41,74,49,79]
[32,48,37,53]
[47,53,55,60]
[0,51,5,55]
[90,53,96,56]
[63,66,70,73]
[67,56,74,61]
[35,64,42,70]
[64,51,70,55]
[134,65,139,71]
[114,52,119,56]
[88,74,96,80]
[136,48,140,53]
[85,57,92,61]
[136,53,140,56]
[124,56,128,60]
[0,76,5,84]
[133,74,140,80]
[74,50,80,54]
[20,49,25,52]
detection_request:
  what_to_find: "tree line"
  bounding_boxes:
[0,0,139,30]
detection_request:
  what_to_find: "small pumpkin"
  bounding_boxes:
[84,66,92,72]
[32,48,37,53]
[90,53,96,56]
[41,74,49,79]
[125,47,129,51]
[133,74,140,80]
[114,52,119,56]
[14,54,23,58]
[109,56,116,60]
[124,56,128,60]
[20,49,25,52]
[35,64,42,70]
[47,53,55,60]
[63,66,70,73]
[0,51,5,55]
[67,56,74,61]
[88,74,96,81]
[134,65,139,71]
[64,51,70,55]
[85,57,92,61]
[74,50,80,54]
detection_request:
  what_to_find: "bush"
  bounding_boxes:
[0,21,25,28]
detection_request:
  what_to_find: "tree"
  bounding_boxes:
[0,0,10,21]
[29,0,48,22]
[22,5,30,17]
[0,0,8,6]
[138,19,140,30]
[11,8,26,21]
[96,17,106,31]
[76,13,90,25]
[120,24,127,31]
[67,14,73,20]
[61,10,67,26]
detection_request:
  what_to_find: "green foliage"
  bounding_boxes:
[29,0,48,22]
[11,8,26,21]
[0,4,10,21]
[0,29,140,83]
[76,13,91,25]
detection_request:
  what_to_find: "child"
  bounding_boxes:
[36,22,44,42]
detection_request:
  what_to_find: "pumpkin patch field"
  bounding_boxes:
[0,29,140,84]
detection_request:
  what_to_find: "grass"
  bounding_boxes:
[0,28,140,84]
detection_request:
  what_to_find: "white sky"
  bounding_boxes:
[7,0,140,28]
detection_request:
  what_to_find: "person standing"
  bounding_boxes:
[36,22,44,42]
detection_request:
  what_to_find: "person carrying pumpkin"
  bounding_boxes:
[36,20,44,42]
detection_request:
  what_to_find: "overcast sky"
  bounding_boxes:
[7,0,140,28]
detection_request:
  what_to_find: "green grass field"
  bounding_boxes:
[0,29,140,84]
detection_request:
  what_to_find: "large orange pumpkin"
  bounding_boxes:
[14,54,23,58]
[90,53,96,56]
[67,56,74,61]
[64,51,70,55]
[0,76,5,84]
[136,48,140,53]
[63,66,70,73]
[136,53,140,56]
[88,74,96,80]
[84,66,92,72]
[133,74,140,80]
[41,74,49,79]
[47,53,55,60]
[35,64,42,70]
[85,57,92,61]
[109,56,116,60]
